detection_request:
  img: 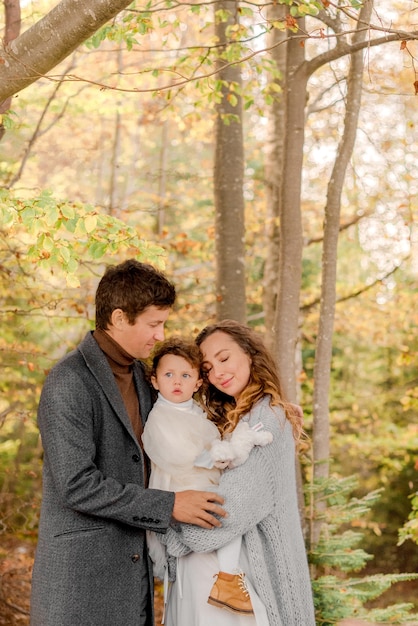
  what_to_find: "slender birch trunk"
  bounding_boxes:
[213,1,246,322]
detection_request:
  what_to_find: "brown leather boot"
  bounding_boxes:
[207,571,254,615]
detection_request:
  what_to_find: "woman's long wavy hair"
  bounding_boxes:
[195,320,303,441]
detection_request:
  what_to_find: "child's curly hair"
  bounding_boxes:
[150,336,202,379]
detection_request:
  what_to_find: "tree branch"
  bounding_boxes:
[0,0,133,101]
[0,0,21,138]
[301,261,406,312]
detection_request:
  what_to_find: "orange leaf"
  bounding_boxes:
[285,15,297,29]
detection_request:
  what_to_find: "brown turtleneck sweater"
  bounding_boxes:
[93,330,148,480]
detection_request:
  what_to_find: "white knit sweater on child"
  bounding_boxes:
[142,395,221,492]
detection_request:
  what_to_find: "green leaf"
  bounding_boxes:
[88,240,108,259]
[227,93,238,107]
[59,246,71,264]
[60,204,76,220]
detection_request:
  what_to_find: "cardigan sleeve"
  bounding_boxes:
[163,445,273,555]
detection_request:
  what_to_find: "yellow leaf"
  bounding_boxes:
[66,273,80,288]
[84,214,98,233]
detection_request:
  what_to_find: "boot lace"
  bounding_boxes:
[237,572,250,598]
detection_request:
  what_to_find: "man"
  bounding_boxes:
[30,260,226,626]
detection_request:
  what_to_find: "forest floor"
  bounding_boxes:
[0,536,165,626]
[1,535,417,626]
[0,537,32,626]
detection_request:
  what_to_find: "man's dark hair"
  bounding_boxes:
[95,259,176,329]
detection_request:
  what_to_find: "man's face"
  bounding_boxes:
[106,306,171,359]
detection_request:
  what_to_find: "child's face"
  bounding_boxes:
[151,353,202,404]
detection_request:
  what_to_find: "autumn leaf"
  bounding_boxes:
[84,213,98,233]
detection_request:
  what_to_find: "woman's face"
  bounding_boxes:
[199,331,251,401]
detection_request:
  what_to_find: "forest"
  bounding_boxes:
[0,0,417,624]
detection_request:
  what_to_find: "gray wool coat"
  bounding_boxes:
[30,332,175,626]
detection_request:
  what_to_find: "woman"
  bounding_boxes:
[162,320,316,626]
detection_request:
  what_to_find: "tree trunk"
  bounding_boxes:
[156,120,169,235]
[311,0,374,545]
[0,0,133,103]
[108,108,122,216]
[263,4,287,350]
[108,50,124,216]
[213,1,246,322]
[273,22,308,402]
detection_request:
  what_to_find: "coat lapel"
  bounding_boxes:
[78,332,141,447]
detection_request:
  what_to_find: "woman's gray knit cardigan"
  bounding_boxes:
[163,396,316,626]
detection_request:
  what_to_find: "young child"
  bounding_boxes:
[142,337,273,616]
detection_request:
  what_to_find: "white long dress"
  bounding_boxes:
[142,395,269,626]
[165,549,269,626]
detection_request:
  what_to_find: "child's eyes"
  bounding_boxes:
[163,372,192,378]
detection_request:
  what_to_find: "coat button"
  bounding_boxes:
[131,554,140,563]
[132,454,140,462]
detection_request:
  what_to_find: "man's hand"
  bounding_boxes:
[172,490,226,529]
